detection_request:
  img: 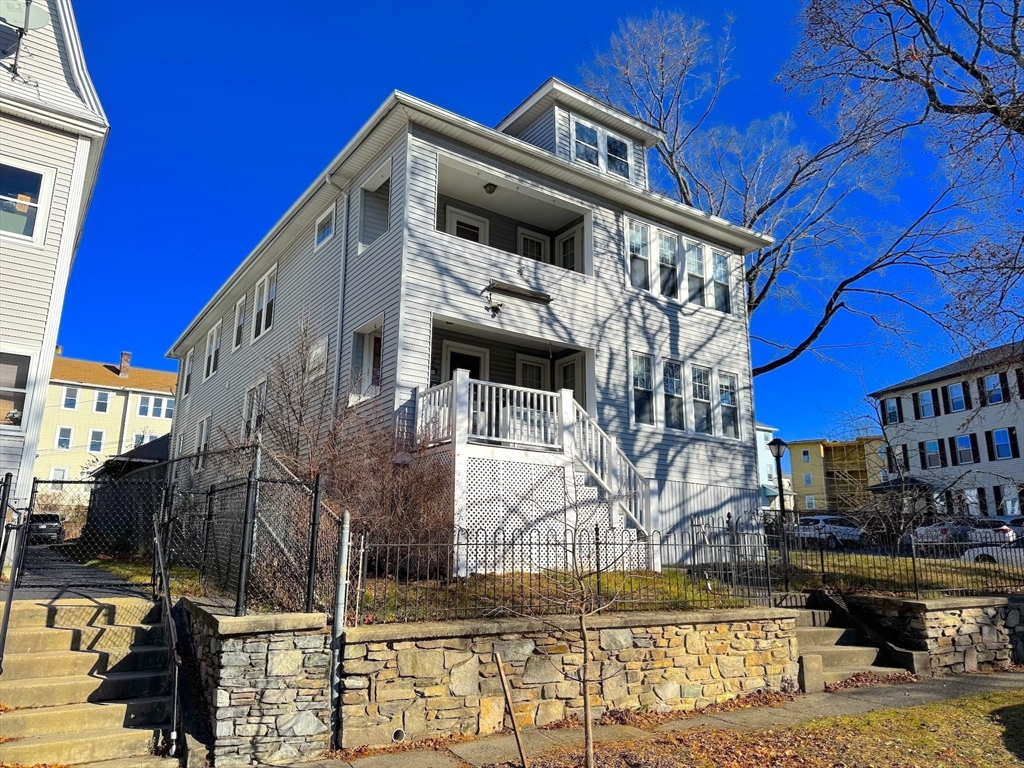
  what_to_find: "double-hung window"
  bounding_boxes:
[194,416,211,469]
[233,297,246,351]
[94,391,110,413]
[0,351,30,428]
[955,434,974,464]
[243,380,267,439]
[947,382,966,411]
[686,243,705,306]
[182,349,194,397]
[139,395,150,417]
[983,373,1006,404]
[663,360,684,430]
[802,450,810,463]
[692,365,712,435]
[712,253,731,313]
[1,160,51,244]
[918,389,936,418]
[992,428,1014,460]
[883,397,901,425]
[658,231,680,299]
[631,352,654,425]
[165,398,175,419]
[88,429,104,453]
[719,371,739,438]
[572,117,632,180]
[628,221,650,291]
[924,440,942,468]
[55,426,73,450]
[252,265,277,341]
[63,386,78,410]
[352,317,384,399]
[205,321,222,379]
[804,473,813,486]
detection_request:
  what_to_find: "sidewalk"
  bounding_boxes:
[294,672,1024,768]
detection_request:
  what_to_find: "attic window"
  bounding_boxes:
[572,116,632,181]
[360,160,392,249]
[315,206,335,250]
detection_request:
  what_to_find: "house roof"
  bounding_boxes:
[496,78,665,148]
[868,341,1024,399]
[50,356,176,394]
[168,86,772,358]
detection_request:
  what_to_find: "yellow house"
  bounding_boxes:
[788,436,887,512]
[32,351,176,483]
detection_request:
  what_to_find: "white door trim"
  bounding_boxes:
[441,340,490,381]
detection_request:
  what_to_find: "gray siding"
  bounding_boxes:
[360,178,391,247]
[516,106,557,154]
[398,123,758,527]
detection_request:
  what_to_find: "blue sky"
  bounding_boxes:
[63,0,959,460]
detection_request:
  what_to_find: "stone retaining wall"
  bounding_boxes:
[848,595,1024,676]
[181,599,333,766]
[339,608,799,748]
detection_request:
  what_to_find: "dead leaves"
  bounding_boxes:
[824,671,919,692]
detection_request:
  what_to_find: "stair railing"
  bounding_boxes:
[153,517,182,758]
[570,403,650,532]
[0,472,25,677]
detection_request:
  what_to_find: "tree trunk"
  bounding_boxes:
[580,613,595,768]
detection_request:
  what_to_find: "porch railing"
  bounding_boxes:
[415,380,454,446]
[572,403,649,532]
[469,380,561,449]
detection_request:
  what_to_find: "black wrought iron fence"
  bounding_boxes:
[768,521,1024,599]
[345,516,772,625]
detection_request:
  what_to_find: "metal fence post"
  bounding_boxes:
[200,484,216,579]
[15,481,38,589]
[329,510,351,750]
[305,474,323,613]
[236,471,257,617]
[0,507,27,675]
[594,523,602,603]
[0,473,13,570]
[911,536,921,600]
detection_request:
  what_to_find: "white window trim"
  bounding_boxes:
[349,315,385,402]
[711,251,733,314]
[138,394,150,417]
[175,433,184,459]
[625,219,651,293]
[241,378,268,440]
[718,369,741,440]
[61,385,78,411]
[955,435,974,464]
[359,159,392,251]
[182,348,194,397]
[685,240,709,308]
[0,344,35,433]
[516,227,550,263]
[88,428,105,453]
[204,320,222,381]
[806,495,817,510]
[54,425,73,450]
[993,428,1013,460]
[441,340,490,382]
[194,414,212,469]
[628,349,658,429]
[555,353,586,409]
[515,354,550,390]
[93,390,111,413]
[623,215,724,310]
[314,203,336,251]
[250,263,278,344]
[307,335,329,381]
[232,297,246,352]
[662,358,686,432]
[444,206,490,246]
[948,382,967,412]
[554,225,584,274]
[49,466,68,481]
[570,114,634,182]
[0,154,55,248]
[803,473,813,485]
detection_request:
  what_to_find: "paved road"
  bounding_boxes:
[298,672,1024,768]
[6,545,148,600]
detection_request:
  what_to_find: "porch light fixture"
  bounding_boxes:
[767,438,787,459]
[483,183,497,194]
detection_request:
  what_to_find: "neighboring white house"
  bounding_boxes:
[755,423,794,512]
[869,342,1023,517]
[167,78,772,538]
[0,0,109,504]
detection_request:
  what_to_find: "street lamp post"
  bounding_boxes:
[767,438,790,592]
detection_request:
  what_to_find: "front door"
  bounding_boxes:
[448,351,482,380]
[555,355,585,409]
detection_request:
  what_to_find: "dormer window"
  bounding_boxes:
[572,116,632,181]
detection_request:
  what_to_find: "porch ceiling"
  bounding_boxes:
[437,160,583,231]
[433,316,582,354]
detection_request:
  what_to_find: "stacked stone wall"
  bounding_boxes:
[849,596,1024,676]
[339,609,799,748]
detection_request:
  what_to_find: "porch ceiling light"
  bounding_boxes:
[767,438,788,459]
[483,183,497,194]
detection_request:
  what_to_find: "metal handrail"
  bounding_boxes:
[153,518,182,757]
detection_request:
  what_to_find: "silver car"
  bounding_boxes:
[793,515,868,549]
[962,538,1024,565]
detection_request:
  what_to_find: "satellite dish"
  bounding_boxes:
[0,0,51,31]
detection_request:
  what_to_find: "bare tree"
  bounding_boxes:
[581,9,1021,376]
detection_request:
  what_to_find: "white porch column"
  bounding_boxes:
[558,389,576,458]
[411,386,421,448]
[452,369,471,577]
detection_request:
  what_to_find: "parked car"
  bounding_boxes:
[27,512,65,545]
[793,515,868,549]
[964,519,1017,544]
[915,520,972,543]
[962,538,1024,565]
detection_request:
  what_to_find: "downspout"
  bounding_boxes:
[331,184,350,406]
[118,387,131,454]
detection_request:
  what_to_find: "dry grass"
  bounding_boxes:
[83,556,204,596]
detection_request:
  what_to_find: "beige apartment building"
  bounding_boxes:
[787,436,887,512]
[32,351,176,483]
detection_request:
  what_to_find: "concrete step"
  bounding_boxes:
[3,622,164,653]
[6,598,159,628]
[794,609,833,627]
[0,669,171,709]
[0,725,165,766]
[2,696,173,738]
[823,665,909,686]
[803,644,880,669]
[75,758,173,768]
[794,627,859,647]
[1,645,170,680]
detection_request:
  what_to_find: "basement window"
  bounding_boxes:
[360,160,392,249]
